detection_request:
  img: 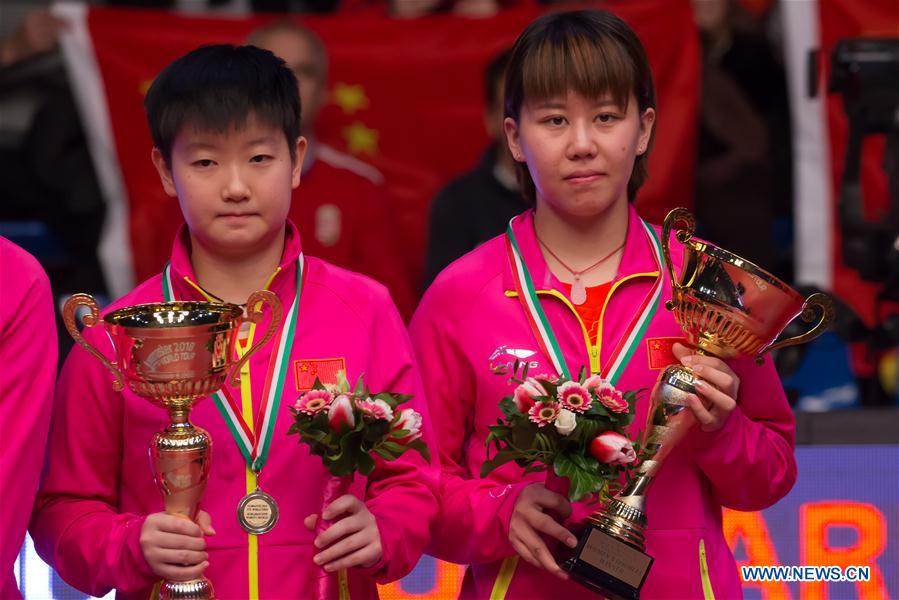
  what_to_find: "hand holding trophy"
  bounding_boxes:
[566,208,834,599]
[62,292,281,600]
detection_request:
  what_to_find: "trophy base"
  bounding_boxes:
[561,523,653,599]
[158,577,215,600]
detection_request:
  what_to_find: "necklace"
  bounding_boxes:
[535,233,625,306]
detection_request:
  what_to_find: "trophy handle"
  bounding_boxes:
[759,293,835,361]
[62,294,125,392]
[227,290,283,387]
[661,208,695,308]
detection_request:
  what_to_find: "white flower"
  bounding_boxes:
[554,408,577,436]
[390,409,423,444]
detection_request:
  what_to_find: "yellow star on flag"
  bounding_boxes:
[332,83,369,114]
[343,122,379,156]
[139,79,153,96]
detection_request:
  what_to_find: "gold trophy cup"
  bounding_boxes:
[63,292,281,600]
[563,208,834,599]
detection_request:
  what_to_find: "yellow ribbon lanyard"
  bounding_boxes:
[699,539,715,600]
[237,326,261,600]
[490,556,520,600]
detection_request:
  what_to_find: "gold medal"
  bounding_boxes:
[237,488,279,535]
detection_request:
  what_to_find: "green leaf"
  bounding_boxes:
[362,420,390,443]
[481,448,521,477]
[570,418,600,445]
[522,463,547,475]
[499,396,519,419]
[381,440,407,455]
[540,379,559,398]
[353,373,366,397]
[510,422,537,450]
[301,428,329,443]
[373,446,397,461]
[534,431,558,454]
[336,369,351,393]
[358,451,377,475]
[554,453,603,502]
[408,439,431,463]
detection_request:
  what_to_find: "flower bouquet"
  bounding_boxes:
[288,372,428,600]
[481,363,645,503]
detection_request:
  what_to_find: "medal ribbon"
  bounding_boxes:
[162,257,302,473]
[505,216,664,385]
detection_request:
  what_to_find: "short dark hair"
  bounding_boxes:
[144,44,302,166]
[504,10,657,204]
[484,48,512,111]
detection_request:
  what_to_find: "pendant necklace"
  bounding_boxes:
[535,234,625,306]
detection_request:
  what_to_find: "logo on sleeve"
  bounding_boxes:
[489,345,539,375]
[646,337,686,370]
[294,357,347,391]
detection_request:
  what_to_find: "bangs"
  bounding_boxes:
[521,29,635,111]
[159,90,295,141]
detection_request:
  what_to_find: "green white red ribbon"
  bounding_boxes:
[505,217,664,385]
[162,258,302,472]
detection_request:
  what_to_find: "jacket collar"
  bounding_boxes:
[502,203,660,293]
[167,220,303,301]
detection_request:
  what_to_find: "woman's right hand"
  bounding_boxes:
[139,510,215,581]
[509,483,578,579]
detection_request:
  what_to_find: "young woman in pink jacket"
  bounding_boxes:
[409,9,796,599]
[29,45,438,599]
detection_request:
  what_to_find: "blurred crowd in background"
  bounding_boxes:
[0,0,896,413]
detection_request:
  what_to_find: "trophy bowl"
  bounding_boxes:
[63,292,281,600]
[663,207,833,360]
[561,209,835,599]
[102,301,245,404]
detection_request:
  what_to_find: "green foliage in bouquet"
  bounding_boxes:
[482,363,646,502]
[288,371,429,477]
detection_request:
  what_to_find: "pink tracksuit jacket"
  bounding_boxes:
[409,206,797,599]
[30,222,438,599]
[1,237,57,599]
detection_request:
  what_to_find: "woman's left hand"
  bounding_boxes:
[305,495,382,571]
[672,343,740,432]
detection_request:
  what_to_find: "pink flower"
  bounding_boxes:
[528,401,560,427]
[534,373,560,384]
[596,382,628,413]
[327,394,355,432]
[557,381,592,413]
[589,432,636,465]
[390,408,423,444]
[294,389,333,416]
[355,397,394,421]
[583,375,605,393]
[513,378,547,413]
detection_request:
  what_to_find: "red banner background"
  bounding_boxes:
[86,1,699,290]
